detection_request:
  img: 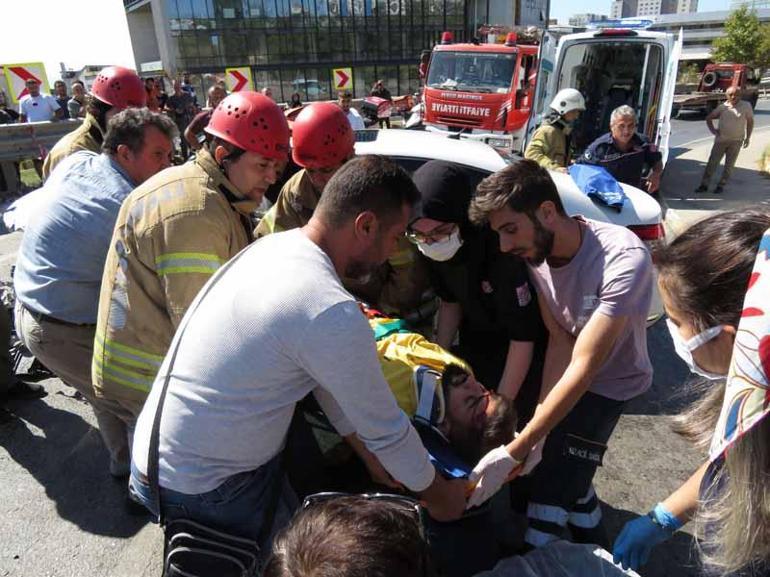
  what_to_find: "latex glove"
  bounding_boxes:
[612,503,681,571]
[520,436,545,475]
[466,445,519,509]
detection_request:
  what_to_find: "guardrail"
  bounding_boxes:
[0,120,82,163]
[0,120,82,196]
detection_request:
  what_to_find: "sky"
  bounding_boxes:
[0,0,735,86]
[0,0,136,86]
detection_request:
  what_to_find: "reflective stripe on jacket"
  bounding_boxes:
[92,149,252,408]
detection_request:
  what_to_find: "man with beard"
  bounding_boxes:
[128,156,468,558]
[465,160,653,550]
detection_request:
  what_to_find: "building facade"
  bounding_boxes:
[568,12,608,26]
[125,0,546,103]
[610,0,637,19]
[649,8,770,61]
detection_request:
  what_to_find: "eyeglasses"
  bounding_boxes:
[303,492,423,535]
[406,223,457,245]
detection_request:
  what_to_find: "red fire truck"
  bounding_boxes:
[422,29,539,150]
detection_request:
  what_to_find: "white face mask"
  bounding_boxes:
[665,318,726,380]
[417,230,463,262]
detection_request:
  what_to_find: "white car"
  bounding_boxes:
[354,129,665,320]
[355,129,663,240]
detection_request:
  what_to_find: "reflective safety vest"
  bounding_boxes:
[92,149,255,410]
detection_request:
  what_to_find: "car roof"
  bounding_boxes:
[560,29,671,44]
[354,130,509,173]
[354,130,661,227]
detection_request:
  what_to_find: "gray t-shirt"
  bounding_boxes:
[528,218,652,400]
[132,229,434,495]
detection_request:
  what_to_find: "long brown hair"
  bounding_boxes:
[655,208,770,574]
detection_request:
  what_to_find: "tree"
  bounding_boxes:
[712,6,770,71]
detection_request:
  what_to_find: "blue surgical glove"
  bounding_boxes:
[612,503,682,571]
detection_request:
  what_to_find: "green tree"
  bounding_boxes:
[712,6,770,70]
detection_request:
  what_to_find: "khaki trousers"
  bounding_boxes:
[15,302,133,467]
[701,138,742,187]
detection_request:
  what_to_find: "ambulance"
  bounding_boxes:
[524,20,682,166]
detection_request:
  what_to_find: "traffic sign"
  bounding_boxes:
[332,67,353,91]
[2,62,49,104]
[225,67,253,92]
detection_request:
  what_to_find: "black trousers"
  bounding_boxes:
[524,391,625,550]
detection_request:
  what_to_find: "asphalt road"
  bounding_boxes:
[669,99,770,151]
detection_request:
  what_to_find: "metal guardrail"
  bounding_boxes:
[0,120,82,163]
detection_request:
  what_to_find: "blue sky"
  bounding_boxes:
[552,0,731,22]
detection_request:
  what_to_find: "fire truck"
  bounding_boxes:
[422,28,539,150]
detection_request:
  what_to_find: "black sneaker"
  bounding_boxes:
[695,184,708,193]
[4,379,46,400]
[714,185,724,194]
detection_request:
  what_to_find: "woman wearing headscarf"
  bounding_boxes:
[408,160,544,422]
[613,208,770,576]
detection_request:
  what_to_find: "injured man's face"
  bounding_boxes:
[440,364,517,466]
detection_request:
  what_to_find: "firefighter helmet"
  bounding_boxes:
[549,88,586,116]
[90,66,146,110]
[291,102,355,169]
[205,91,290,160]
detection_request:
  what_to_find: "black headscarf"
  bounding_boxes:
[411,160,473,228]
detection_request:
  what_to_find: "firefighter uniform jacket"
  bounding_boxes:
[92,149,253,410]
[42,113,105,180]
[255,168,428,318]
[524,121,569,171]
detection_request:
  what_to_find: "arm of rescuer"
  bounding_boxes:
[524,125,567,172]
[467,245,652,508]
[435,300,462,351]
[613,461,707,570]
[300,301,467,522]
[497,274,542,401]
[150,211,238,328]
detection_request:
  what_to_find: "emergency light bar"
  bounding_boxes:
[441,31,454,44]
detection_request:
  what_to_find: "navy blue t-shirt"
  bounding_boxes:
[579,132,662,189]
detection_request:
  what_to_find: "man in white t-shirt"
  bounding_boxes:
[338,89,365,130]
[695,86,754,194]
[129,155,467,557]
[19,78,61,123]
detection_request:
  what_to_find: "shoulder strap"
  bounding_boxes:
[147,244,251,523]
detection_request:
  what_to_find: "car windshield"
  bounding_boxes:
[426,51,515,93]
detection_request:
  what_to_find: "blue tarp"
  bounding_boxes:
[568,164,627,212]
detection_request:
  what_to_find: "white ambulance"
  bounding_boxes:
[524,20,682,167]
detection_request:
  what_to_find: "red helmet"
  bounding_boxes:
[292,102,355,169]
[90,66,146,110]
[205,91,289,161]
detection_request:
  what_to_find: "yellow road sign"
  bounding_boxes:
[225,67,254,92]
[332,67,353,91]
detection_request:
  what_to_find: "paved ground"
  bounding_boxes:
[1,111,768,577]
